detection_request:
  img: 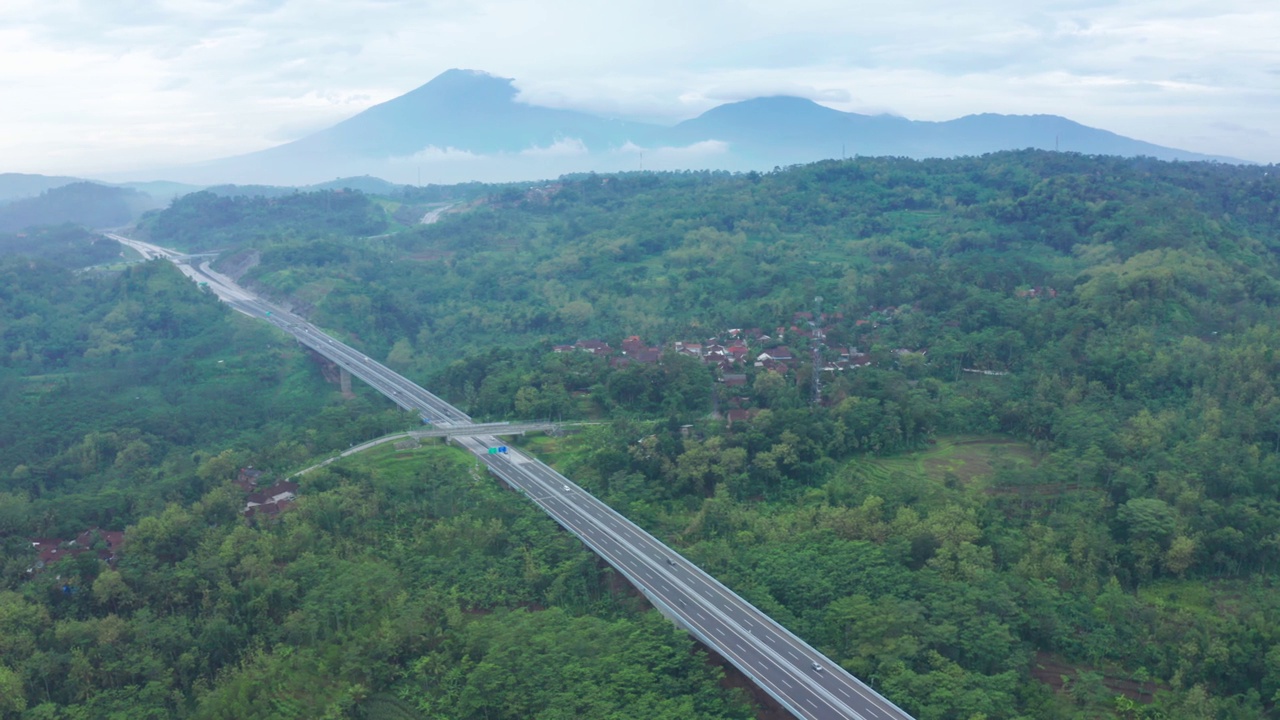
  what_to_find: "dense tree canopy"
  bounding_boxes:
[5,151,1280,717]
[0,225,120,267]
[141,190,391,251]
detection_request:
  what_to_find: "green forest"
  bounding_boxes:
[0,184,162,234]
[4,150,1280,718]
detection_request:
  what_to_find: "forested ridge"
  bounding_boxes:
[0,226,120,268]
[0,183,161,234]
[4,151,1280,718]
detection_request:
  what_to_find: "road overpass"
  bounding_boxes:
[110,233,916,720]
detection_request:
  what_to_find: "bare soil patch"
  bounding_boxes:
[1032,651,1164,704]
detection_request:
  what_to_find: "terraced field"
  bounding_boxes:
[840,435,1040,490]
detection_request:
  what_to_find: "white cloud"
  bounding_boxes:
[519,138,590,158]
[0,0,1278,175]
[610,140,733,172]
[392,146,480,164]
[702,84,852,104]
[617,140,730,157]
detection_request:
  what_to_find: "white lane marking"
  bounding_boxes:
[788,650,799,659]
[781,678,793,689]
[735,643,745,651]
[715,628,725,636]
[838,689,851,699]
[695,611,705,619]
[765,635,775,643]
[806,699,818,709]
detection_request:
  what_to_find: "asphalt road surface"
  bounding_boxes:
[110,233,915,720]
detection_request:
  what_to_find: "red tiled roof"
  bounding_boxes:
[622,336,647,354]
[264,481,298,497]
[575,339,613,355]
[632,349,661,363]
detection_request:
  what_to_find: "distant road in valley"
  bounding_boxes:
[419,203,455,224]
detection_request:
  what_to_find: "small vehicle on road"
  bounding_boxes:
[811,663,823,672]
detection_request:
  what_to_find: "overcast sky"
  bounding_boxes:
[2,0,1277,176]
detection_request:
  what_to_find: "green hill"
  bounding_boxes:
[0,182,164,232]
[0,225,121,266]
[0,172,85,205]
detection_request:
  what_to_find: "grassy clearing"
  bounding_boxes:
[920,437,1039,483]
[372,198,402,214]
[574,392,607,420]
[340,438,460,473]
[1135,577,1280,622]
[1137,579,1221,618]
[844,435,1039,488]
[317,439,489,500]
[513,425,620,473]
[17,373,75,395]
[516,433,580,467]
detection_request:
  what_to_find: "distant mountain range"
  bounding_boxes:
[0,174,407,232]
[0,173,86,206]
[0,174,203,208]
[8,68,1244,193]
[149,68,1238,186]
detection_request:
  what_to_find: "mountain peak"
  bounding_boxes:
[167,70,1238,185]
[709,95,832,114]
[688,96,860,129]
[404,68,517,105]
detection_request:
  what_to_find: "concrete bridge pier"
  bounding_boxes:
[303,345,356,399]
